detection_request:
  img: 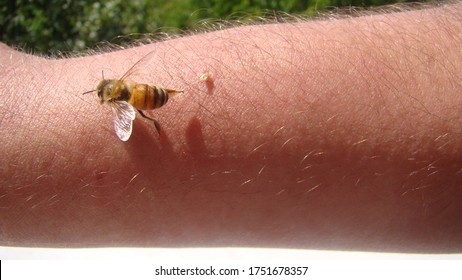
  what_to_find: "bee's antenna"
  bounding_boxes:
[102,70,105,79]
[82,89,96,95]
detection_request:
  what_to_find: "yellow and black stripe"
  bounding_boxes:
[128,84,176,110]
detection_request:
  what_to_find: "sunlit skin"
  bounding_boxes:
[1,3,462,252]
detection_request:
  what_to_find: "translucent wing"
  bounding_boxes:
[110,101,136,141]
[119,50,158,82]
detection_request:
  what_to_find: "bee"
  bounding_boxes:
[82,53,183,141]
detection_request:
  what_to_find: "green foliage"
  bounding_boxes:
[0,0,421,54]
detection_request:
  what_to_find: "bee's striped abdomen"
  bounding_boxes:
[128,84,168,110]
[128,83,183,112]
[153,87,169,109]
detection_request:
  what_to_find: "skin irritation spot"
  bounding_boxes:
[200,71,215,94]
[200,72,211,81]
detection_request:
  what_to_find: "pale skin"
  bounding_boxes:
[1,3,462,252]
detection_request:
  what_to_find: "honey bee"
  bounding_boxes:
[82,53,183,141]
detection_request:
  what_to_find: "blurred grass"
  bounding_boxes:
[1,0,422,55]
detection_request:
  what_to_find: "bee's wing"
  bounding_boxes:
[119,50,157,82]
[110,101,136,141]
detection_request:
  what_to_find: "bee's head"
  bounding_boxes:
[96,79,114,104]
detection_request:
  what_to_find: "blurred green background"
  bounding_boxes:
[1,0,423,55]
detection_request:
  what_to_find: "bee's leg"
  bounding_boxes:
[137,109,161,134]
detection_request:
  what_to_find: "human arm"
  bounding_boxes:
[1,3,462,252]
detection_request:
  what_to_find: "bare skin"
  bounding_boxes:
[1,3,462,252]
